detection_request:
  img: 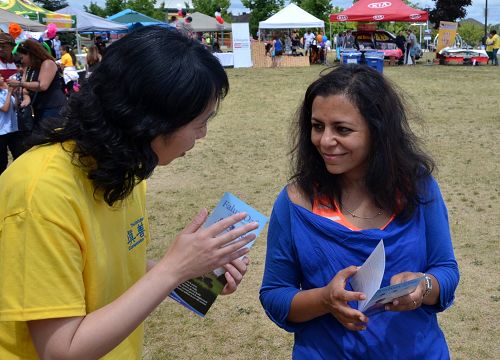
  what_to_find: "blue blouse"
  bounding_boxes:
[260,176,459,359]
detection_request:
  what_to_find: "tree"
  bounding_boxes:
[458,21,485,47]
[241,0,284,37]
[85,0,126,17]
[34,0,68,11]
[293,0,331,24]
[192,0,230,19]
[429,0,472,29]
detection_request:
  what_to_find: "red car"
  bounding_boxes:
[352,30,406,59]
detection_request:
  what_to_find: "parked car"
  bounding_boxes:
[351,29,423,60]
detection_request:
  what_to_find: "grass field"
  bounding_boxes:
[143,62,500,359]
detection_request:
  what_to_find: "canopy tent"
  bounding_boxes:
[330,0,428,23]
[0,0,75,28]
[0,8,45,31]
[259,3,324,29]
[57,6,128,33]
[189,12,231,32]
[108,9,170,29]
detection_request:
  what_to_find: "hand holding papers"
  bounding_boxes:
[169,192,268,317]
[351,240,424,316]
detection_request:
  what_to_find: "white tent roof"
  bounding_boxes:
[259,3,324,29]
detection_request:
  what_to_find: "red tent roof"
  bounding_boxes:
[330,0,428,22]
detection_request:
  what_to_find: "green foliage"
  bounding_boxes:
[295,0,331,24]
[192,0,231,18]
[34,0,68,11]
[241,0,284,37]
[458,22,485,47]
[84,0,165,21]
[429,0,472,29]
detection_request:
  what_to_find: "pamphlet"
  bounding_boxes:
[351,240,424,316]
[168,192,268,317]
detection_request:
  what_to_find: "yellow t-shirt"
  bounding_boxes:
[493,34,500,49]
[0,143,149,359]
[60,52,74,67]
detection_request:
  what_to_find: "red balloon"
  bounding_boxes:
[216,15,224,24]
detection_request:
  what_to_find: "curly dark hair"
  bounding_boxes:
[32,26,229,206]
[291,64,434,221]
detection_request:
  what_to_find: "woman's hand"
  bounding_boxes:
[158,209,258,286]
[322,265,368,331]
[220,256,250,295]
[6,78,21,87]
[384,272,425,312]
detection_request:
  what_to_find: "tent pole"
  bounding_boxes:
[76,30,81,54]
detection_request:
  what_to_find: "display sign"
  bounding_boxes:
[436,21,457,52]
[231,23,252,68]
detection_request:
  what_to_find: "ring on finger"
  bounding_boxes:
[412,300,417,308]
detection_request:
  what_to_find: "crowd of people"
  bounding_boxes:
[0,32,105,176]
[0,25,462,359]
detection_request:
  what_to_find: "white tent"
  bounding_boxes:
[259,3,324,29]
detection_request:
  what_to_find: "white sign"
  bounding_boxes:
[231,23,252,68]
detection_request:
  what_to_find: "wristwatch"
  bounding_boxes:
[422,273,433,298]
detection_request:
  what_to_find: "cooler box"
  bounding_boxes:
[342,51,362,65]
[364,51,384,73]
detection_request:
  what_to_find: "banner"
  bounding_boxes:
[436,21,458,53]
[231,23,252,68]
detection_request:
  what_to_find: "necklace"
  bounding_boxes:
[341,203,383,220]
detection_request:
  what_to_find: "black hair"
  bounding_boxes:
[32,26,229,206]
[291,64,434,221]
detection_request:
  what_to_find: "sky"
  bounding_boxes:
[228,0,500,24]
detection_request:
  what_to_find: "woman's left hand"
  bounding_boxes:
[220,256,250,295]
[384,272,425,312]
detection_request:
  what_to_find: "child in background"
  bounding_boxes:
[0,75,20,174]
[59,45,79,96]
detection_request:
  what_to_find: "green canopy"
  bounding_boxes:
[0,0,76,28]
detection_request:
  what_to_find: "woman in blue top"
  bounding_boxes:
[260,64,459,359]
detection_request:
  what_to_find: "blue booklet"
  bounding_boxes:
[169,192,268,317]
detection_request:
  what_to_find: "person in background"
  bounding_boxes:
[406,29,417,65]
[94,35,106,55]
[0,33,16,71]
[0,74,20,174]
[0,26,256,360]
[7,39,66,129]
[395,30,406,65]
[260,64,459,359]
[272,34,283,68]
[304,30,315,56]
[85,45,102,79]
[342,29,355,49]
[486,30,499,66]
[52,35,61,59]
[59,45,79,96]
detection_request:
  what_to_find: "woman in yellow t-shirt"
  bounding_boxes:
[0,27,257,359]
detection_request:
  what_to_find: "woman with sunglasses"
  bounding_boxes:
[7,39,66,129]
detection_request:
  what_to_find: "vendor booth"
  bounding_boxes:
[0,8,45,31]
[329,0,428,23]
[256,3,324,68]
[0,0,75,28]
[57,6,128,33]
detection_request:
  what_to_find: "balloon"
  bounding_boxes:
[8,23,22,40]
[216,15,224,24]
[316,34,322,42]
[46,23,57,39]
[322,35,327,42]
